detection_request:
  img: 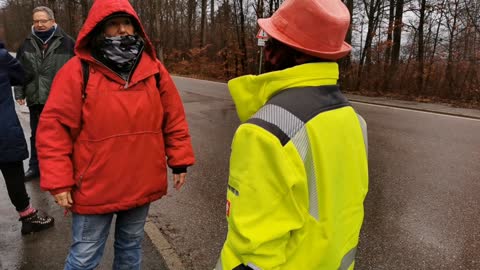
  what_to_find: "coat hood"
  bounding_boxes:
[75,0,156,61]
[228,62,340,122]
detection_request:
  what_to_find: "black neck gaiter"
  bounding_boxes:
[99,35,144,74]
[34,26,56,44]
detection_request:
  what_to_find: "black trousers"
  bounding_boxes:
[28,104,44,171]
[0,161,30,212]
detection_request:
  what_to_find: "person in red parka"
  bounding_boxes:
[36,0,195,268]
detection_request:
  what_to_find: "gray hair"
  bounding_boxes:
[32,6,55,20]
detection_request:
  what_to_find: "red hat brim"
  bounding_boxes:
[258,18,352,60]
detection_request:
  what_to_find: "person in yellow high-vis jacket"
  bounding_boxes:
[215,0,368,269]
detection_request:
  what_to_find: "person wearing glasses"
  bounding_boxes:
[14,6,75,180]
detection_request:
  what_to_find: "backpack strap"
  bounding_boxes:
[80,60,160,100]
[154,73,160,89]
[81,60,89,100]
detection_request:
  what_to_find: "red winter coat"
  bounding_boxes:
[37,0,195,214]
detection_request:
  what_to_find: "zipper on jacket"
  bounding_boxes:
[124,45,144,88]
[77,153,96,189]
[92,45,144,89]
[29,38,42,99]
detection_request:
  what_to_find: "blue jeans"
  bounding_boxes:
[64,204,150,270]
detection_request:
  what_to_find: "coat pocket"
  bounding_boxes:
[74,149,96,190]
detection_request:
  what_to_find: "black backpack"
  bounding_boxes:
[80,60,160,100]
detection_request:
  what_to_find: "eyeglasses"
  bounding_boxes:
[33,19,52,25]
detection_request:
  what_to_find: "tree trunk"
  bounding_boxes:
[172,0,178,49]
[269,0,280,16]
[385,0,395,65]
[255,0,264,18]
[391,0,404,65]
[200,0,207,47]
[445,0,460,97]
[187,0,196,48]
[357,0,383,91]
[210,0,215,27]
[340,0,354,71]
[233,0,247,73]
[416,0,427,94]
[239,0,247,73]
[81,0,89,22]
[425,0,446,93]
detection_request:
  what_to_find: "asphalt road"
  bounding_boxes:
[353,103,480,269]
[149,76,480,270]
[1,75,479,270]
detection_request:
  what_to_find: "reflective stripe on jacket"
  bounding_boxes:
[217,62,369,270]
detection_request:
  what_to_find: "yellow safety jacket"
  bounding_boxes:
[216,63,369,270]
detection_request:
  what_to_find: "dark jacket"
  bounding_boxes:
[14,26,75,106]
[0,42,28,162]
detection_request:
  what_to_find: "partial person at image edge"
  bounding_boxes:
[0,41,54,235]
[215,0,369,269]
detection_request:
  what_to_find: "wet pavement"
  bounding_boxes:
[1,76,479,270]
[148,76,480,270]
[0,179,167,270]
[353,102,480,269]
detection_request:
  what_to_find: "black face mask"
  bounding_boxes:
[99,34,143,72]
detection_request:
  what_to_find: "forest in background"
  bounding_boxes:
[0,0,479,108]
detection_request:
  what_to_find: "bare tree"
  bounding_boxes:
[444,0,461,96]
[416,0,427,93]
[341,0,354,70]
[187,0,197,48]
[0,0,477,107]
[200,0,207,47]
[356,0,383,91]
[391,0,404,65]
[384,0,395,66]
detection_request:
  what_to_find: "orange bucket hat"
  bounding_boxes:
[258,0,352,60]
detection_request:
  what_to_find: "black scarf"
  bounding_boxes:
[34,26,56,44]
[99,35,143,74]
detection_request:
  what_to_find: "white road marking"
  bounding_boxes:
[351,101,480,122]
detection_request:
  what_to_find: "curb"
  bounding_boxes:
[144,220,186,270]
[349,99,480,120]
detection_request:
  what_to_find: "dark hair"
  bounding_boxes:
[263,38,330,72]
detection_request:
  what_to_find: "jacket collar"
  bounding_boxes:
[228,62,340,122]
[28,25,64,42]
[31,24,58,43]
